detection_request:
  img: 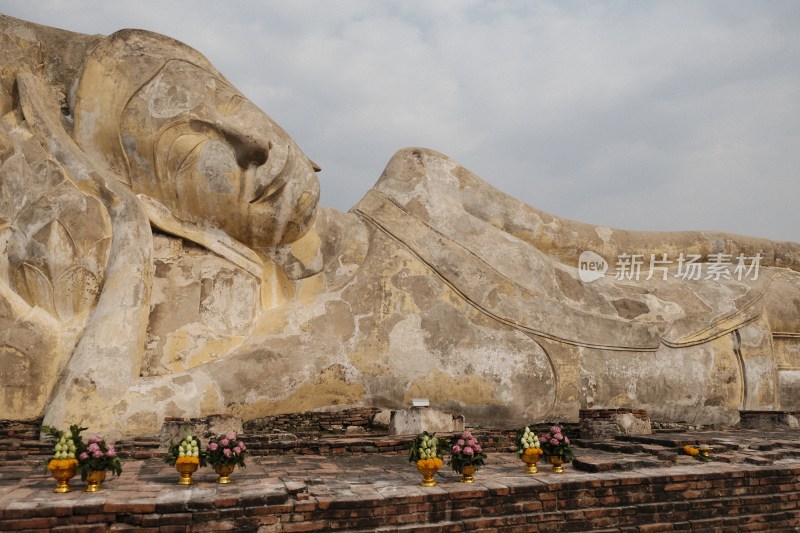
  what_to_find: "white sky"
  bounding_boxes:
[3,1,799,242]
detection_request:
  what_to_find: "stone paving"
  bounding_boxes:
[1,429,799,531]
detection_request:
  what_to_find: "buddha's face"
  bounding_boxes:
[119,60,319,249]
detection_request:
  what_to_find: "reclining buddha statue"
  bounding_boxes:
[1,14,799,438]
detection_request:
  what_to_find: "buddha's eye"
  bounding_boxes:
[196,140,237,193]
[189,119,269,169]
[163,127,237,194]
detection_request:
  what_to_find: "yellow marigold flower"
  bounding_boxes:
[416,459,425,467]
[47,458,78,470]
[176,456,200,465]
[434,458,443,468]
[683,445,699,456]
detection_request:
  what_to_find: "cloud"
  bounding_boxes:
[2,0,798,241]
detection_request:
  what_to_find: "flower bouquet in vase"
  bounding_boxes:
[42,424,84,493]
[77,434,122,491]
[408,432,445,487]
[449,430,487,483]
[206,432,247,483]
[515,426,543,474]
[164,428,206,485]
[538,425,575,473]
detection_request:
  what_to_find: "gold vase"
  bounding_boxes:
[548,455,565,474]
[460,464,476,484]
[84,470,106,492]
[214,463,235,484]
[176,462,199,485]
[521,451,541,474]
[416,462,440,487]
[50,463,77,493]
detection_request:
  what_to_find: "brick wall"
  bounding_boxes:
[2,464,797,531]
[243,408,383,435]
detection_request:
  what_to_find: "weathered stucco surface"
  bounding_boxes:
[1,14,800,439]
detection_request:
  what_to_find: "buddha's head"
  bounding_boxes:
[72,29,319,249]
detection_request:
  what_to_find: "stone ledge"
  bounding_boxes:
[0,429,798,531]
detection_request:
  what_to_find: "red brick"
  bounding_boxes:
[192,520,236,533]
[103,501,157,514]
[639,524,674,532]
[156,526,188,533]
[662,482,693,492]
[246,503,293,516]
[50,526,108,533]
[2,517,58,530]
[281,521,330,532]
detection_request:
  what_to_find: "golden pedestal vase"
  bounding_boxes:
[548,455,565,473]
[176,462,199,485]
[460,464,477,483]
[521,450,542,474]
[214,463,236,484]
[49,462,77,493]
[84,470,106,492]
[416,461,441,487]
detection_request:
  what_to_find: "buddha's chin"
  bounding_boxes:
[246,184,320,250]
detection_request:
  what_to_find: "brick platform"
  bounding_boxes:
[0,429,798,532]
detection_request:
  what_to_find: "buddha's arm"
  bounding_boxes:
[373,147,800,273]
[454,158,800,272]
[500,205,800,273]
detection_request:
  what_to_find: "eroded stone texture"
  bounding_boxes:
[1,14,800,439]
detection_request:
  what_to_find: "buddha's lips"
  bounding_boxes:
[251,177,287,204]
[250,150,293,204]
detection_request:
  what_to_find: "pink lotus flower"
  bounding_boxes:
[462,431,473,439]
[223,448,232,457]
[554,433,563,441]
[88,434,102,444]
[457,439,465,446]
[233,446,241,454]
[220,439,229,447]
[209,442,218,451]
[474,445,482,453]
[463,447,474,455]
[87,442,100,452]
[542,433,551,441]
[92,450,103,458]
[238,441,246,451]
[452,445,462,454]
[467,439,478,447]
[550,438,559,446]
[564,437,570,445]
[79,452,89,460]
[550,426,560,434]
[226,432,236,441]
[107,446,116,457]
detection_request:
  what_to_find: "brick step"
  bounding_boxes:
[572,453,664,472]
